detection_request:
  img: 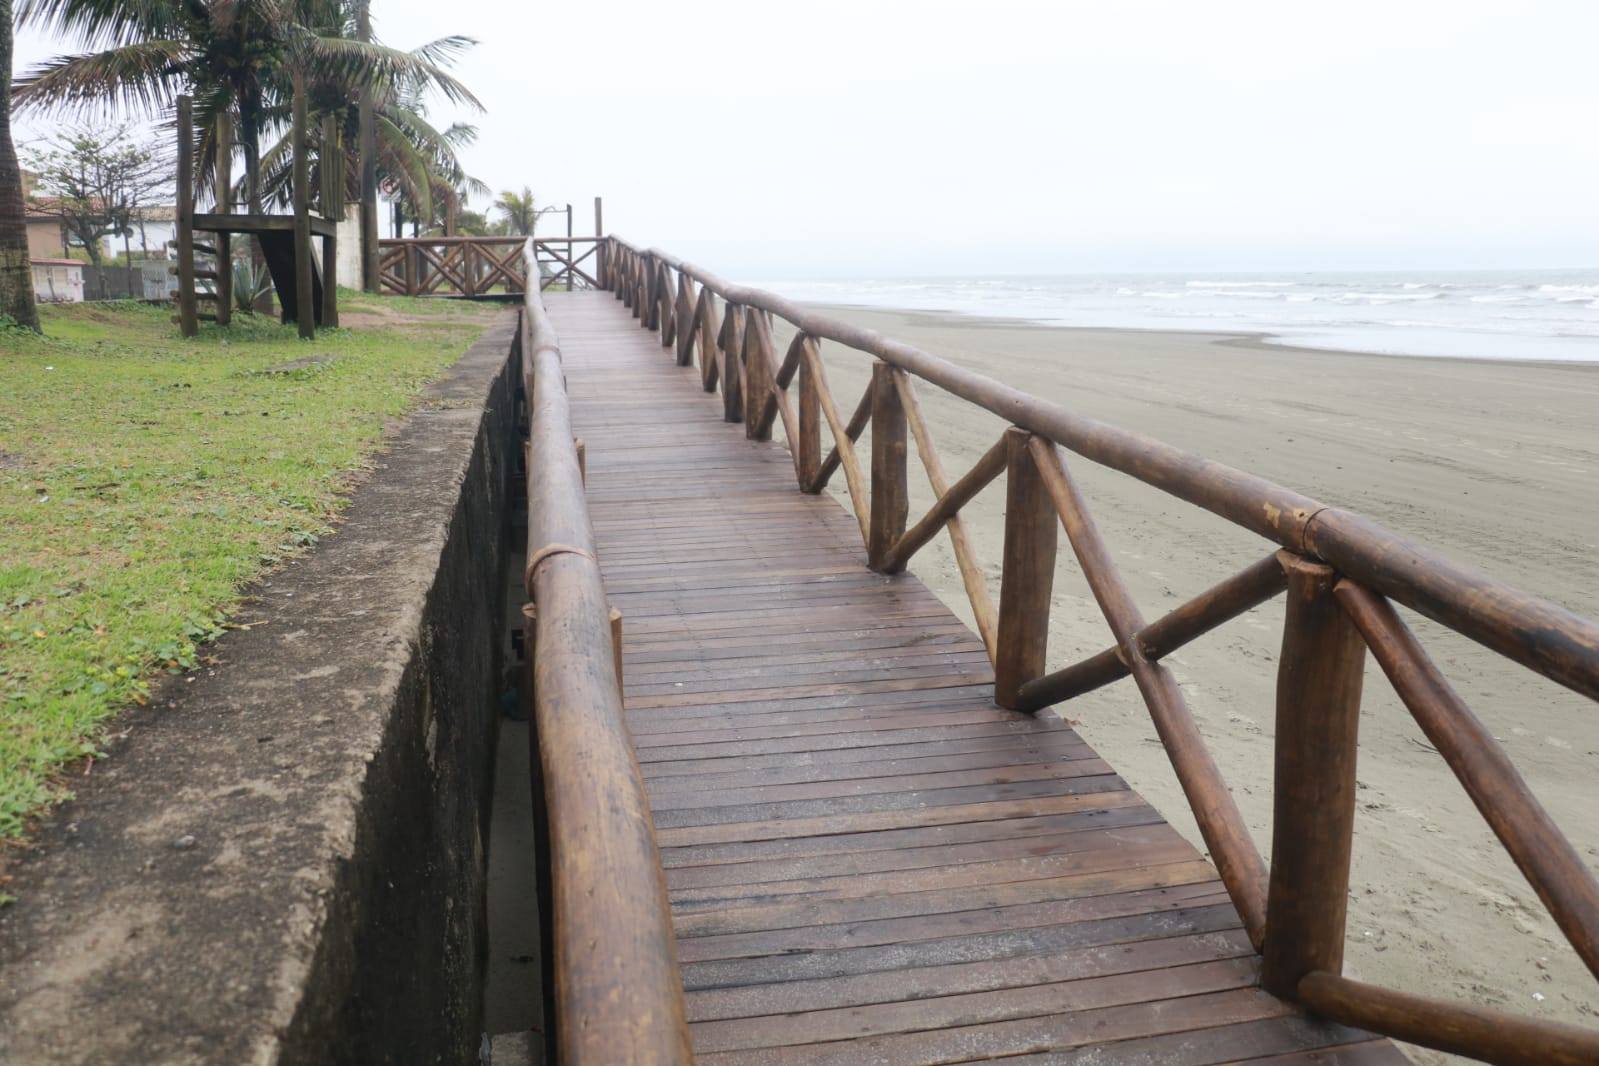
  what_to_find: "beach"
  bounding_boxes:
[791,306,1599,1057]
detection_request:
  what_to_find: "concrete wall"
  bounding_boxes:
[337,204,364,289]
[0,314,522,1065]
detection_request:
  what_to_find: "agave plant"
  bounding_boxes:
[230,256,274,313]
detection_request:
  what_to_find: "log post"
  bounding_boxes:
[175,95,197,337]
[321,229,338,325]
[291,70,314,339]
[742,308,768,439]
[320,115,338,222]
[721,303,744,423]
[868,361,909,571]
[675,274,695,367]
[565,203,574,292]
[643,253,659,329]
[1262,552,1367,996]
[631,254,644,319]
[797,337,822,491]
[994,428,1058,707]
[319,114,339,329]
[699,292,719,393]
[609,606,624,698]
[594,198,605,289]
[213,110,232,326]
[658,263,675,350]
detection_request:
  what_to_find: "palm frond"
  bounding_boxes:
[14,41,187,116]
[441,121,478,148]
[303,36,483,110]
[408,35,477,68]
[376,113,434,220]
[15,0,185,51]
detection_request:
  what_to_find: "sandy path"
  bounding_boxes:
[772,307,1599,1060]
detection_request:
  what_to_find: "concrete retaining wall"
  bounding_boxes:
[0,313,521,1065]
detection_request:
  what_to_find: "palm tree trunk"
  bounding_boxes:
[356,0,379,293]
[0,0,41,331]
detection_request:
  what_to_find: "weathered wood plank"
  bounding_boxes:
[543,292,1394,1064]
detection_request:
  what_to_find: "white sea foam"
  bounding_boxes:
[1187,280,1294,288]
[758,269,1599,362]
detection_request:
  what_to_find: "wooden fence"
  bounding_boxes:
[379,234,603,297]
[517,240,691,1064]
[597,235,1599,1066]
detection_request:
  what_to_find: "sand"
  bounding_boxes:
[784,306,1599,1059]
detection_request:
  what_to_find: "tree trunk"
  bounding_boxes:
[0,0,41,331]
[356,0,379,292]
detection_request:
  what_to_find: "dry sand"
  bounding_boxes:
[784,306,1599,1060]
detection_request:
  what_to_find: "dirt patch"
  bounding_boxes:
[262,354,334,374]
[340,300,500,331]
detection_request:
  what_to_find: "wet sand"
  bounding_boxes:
[788,306,1599,1058]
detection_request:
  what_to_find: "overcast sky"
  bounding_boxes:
[14,1,1599,277]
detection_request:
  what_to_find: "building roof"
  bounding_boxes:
[31,257,83,268]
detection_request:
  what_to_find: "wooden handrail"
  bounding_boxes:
[614,237,1599,704]
[376,235,605,296]
[520,241,692,1064]
[602,234,1599,1065]
[378,234,604,244]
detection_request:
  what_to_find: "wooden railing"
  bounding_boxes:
[602,236,1599,1066]
[379,234,604,296]
[518,240,691,1063]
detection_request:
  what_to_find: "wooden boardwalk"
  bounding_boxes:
[552,291,1402,1065]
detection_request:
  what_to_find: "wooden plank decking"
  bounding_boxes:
[551,291,1403,1064]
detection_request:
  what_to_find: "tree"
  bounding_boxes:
[12,0,478,222]
[453,207,489,236]
[25,125,166,268]
[0,0,40,330]
[495,187,535,237]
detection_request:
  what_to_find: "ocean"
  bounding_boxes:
[758,270,1599,363]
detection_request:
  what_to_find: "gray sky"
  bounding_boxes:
[14,0,1599,276]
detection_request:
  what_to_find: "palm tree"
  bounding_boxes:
[372,70,482,235]
[12,0,478,219]
[495,186,535,237]
[255,71,478,202]
[252,67,485,241]
[0,0,40,331]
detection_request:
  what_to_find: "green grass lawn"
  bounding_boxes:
[0,295,500,843]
